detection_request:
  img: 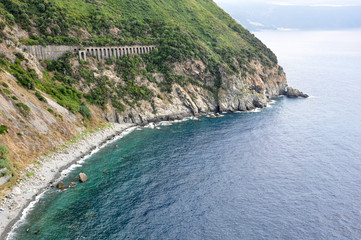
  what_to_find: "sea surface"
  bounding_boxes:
[10,30,361,239]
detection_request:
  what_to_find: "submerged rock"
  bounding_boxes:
[79,173,88,183]
[56,182,66,190]
[69,182,77,188]
[286,87,309,98]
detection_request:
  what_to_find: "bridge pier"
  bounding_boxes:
[79,50,86,61]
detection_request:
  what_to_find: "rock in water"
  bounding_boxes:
[79,173,88,183]
[69,182,77,188]
[56,182,66,190]
[286,87,309,98]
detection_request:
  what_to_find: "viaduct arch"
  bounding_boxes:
[77,45,156,61]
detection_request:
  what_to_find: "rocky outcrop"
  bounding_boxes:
[56,182,67,190]
[79,173,88,183]
[0,175,11,186]
[286,87,309,98]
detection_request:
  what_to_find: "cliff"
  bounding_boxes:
[0,0,287,194]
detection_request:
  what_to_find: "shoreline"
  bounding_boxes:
[0,123,136,239]
[0,98,282,239]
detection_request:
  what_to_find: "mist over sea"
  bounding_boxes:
[11,30,361,239]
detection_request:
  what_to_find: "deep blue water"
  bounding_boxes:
[10,30,361,239]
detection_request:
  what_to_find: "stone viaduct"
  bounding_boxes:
[22,45,157,61]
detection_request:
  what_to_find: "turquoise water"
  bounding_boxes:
[10,30,361,239]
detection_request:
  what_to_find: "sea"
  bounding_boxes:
[8,29,361,239]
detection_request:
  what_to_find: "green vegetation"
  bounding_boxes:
[35,91,47,102]
[0,143,12,175]
[0,125,8,134]
[79,102,92,120]
[0,0,278,92]
[9,59,36,90]
[14,52,26,61]
[47,108,54,114]
[16,102,31,116]
[2,88,12,95]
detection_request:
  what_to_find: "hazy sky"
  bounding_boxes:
[214,0,361,7]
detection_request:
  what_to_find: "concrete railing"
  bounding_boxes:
[22,45,157,61]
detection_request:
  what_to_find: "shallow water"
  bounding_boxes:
[11,30,361,239]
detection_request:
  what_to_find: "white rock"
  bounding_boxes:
[13,187,21,195]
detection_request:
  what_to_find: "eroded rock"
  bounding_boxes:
[79,173,88,183]
[56,182,66,190]
[286,87,309,98]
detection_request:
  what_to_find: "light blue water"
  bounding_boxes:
[11,30,361,239]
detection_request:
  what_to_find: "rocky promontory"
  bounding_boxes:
[286,87,309,98]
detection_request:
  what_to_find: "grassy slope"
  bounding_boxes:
[0,0,276,66]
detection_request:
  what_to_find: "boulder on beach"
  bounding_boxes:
[286,87,309,98]
[79,173,88,183]
[56,182,66,190]
[69,182,77,188]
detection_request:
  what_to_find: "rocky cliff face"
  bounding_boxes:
[100,59,286,124]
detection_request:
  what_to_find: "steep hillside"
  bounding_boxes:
[0,0,287,193]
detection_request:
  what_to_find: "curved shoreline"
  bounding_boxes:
[0,99,281,239]
[0,123,135,239]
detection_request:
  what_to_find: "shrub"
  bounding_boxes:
[0,125,8,134]
[14,52,25,61]
[35,91,47,102]
[79,102,92,120]
[0,143,12,174]
[11,96,18,100]
[2,83,9,88]
[112,99,125,112]
[47,108,55,114]
[2,89,12,95]
[16,102,31,116]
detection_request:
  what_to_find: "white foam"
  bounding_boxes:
[7,194,43,240]
[158,121,172,126]
[249,108,261,112]
[60,126,137,177]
